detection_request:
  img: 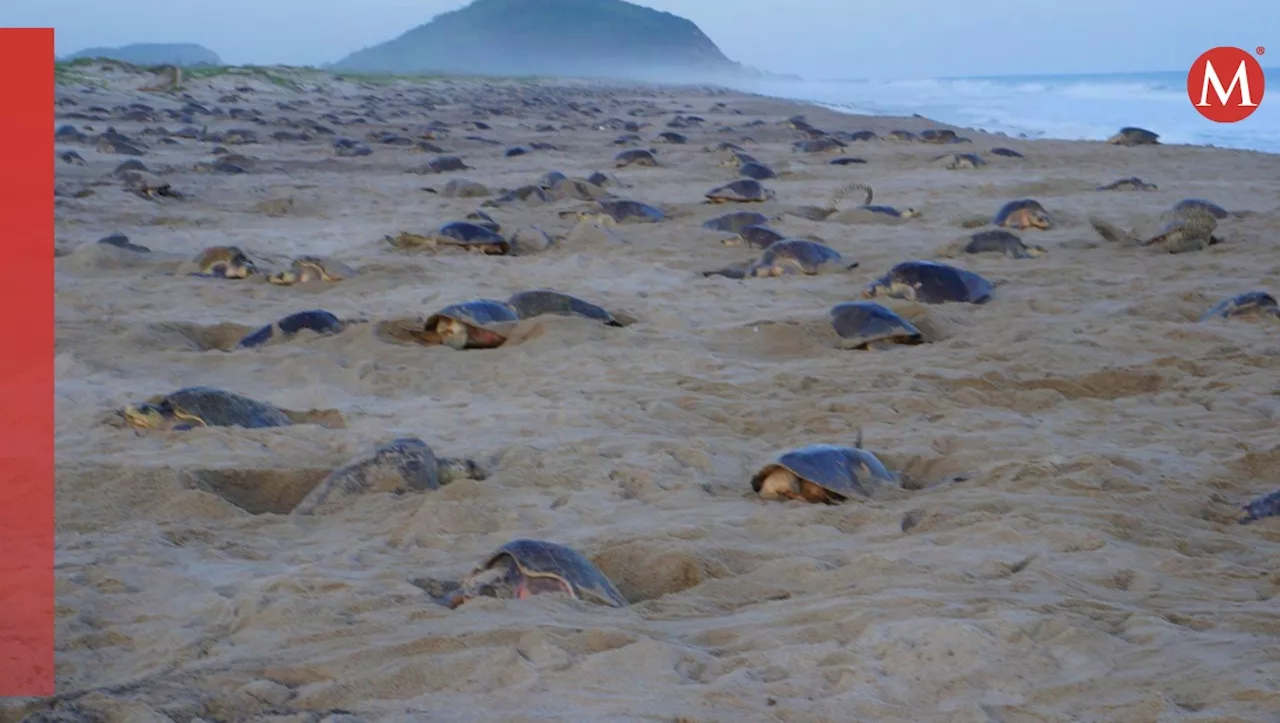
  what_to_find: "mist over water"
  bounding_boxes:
[727,69,1280,154]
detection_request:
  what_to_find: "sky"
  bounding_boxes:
[6,0,1276,80]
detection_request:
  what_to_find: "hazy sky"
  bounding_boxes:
[7,0,1275,79]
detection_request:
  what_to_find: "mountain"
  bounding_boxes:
[332,0,750,81]
[64,43,222,67]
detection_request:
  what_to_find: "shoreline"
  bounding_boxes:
[36,65,1280,722]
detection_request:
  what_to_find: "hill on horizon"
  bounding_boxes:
[63,42,222,67]
[332,0,751,81]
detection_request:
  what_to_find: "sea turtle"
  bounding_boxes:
[442,538,627,608]
[565,199,666,225]
[1088,202,1222,253]
[940,229,1047,259]
[614,148,658,168]
[862,260,995,304]
[485,184,556,206]
[830,301,925,350]
[236,309,346,349]
[440,178,492,198]
[845,131,878,142]
[933,152,986,170]
[1171,198,1230,219]
[1239,488,1280,524]
[703,211,771,235]
[191,246,257,278]
[707,239,857,279]
[724,224,787,249]
[991,199,1053,230]
[547,176,613,202]
[829,157,868,165]
[1098,177,1158,191]
[1199,291,1279,322]
[719,151,759,168]
[656,131,687,144]
[418,299,521,350]
[826,182,921,220]
[119,386,293,431]
[920,129,963,144]
[751,434,896,504]
[1107,127,1159,146]
[505,146,531,157]
[268,256,358,285]
[466,209,502,231]
[537,170,569,189]
[738,161,779,180]
[97,233,150,253]
[793,138,844,154]
[886,130,918,142]
[293,437,485,515]
[990,147,1024,158]
[506,289,623,326]
[705,179,775,203]
[435,221,512,254]
[119,169,183,200]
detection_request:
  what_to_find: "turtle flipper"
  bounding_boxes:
[1088,217,1139,245]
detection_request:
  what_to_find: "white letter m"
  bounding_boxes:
[1197,59,1257,107]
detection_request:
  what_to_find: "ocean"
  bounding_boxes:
[732,69,1280,154]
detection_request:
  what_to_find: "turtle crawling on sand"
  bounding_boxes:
[614,148,658,168]
[506,289,624,327]
[1107,127,1159,146]
[830,301,925,350]
[723,224,787,249]
[1088,201,1223,253]
[752,431,896,504]
[191,246,257,278]
[862,260,995,304]
[826,182,921,220]
[1097,177,1158,191]
[938,229,1046,259]
[387,222,511,254]
[991,199,1053,230]
[293,437,485,515]
[562,198,666,225]
[1199,291,1279,322]
[414,299,521,350]
[705,239,856,279]
[268,256,357,285]
[1239,488,1280,524]
[237,309,347,349]
[119,386,302,430]
[441,538,627,608]
[703,211,770,235]
[705,178,775,203]
[933,152,986,170]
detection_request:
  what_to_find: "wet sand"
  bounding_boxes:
[18,62,1280,722]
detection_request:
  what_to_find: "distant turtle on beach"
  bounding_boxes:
[703,211,770,235]
[862,260,995,304]
[920,129,968,144]
[704,239,856,279]
[191,246,257,278]
[563,198,666,225]
[293,437,485,515]
[830,301,926,350]
[413,299,521,350]
[441,538,627,608]
[614,148,658,168]
[1107,127,1159,146]
[990,147,1024,158]
[722,224,788,249]
[1239,488,1280,524]
[737,161,779,180]
[885,130,918,142]
[938,229,1046,260]
[705,178,775,203]
[268,256,357,285]
[237,309,347,349]
[933,152,986,170]
[829,156,868,166]
[1088,201,1223,253]
[387,222,511,254]
[826,182,920,220]
[751,431,896,504]
[793,137,845,154]
[966,199,1053,231]
[118,386,306,431]
[1097,177,1158,191]
[1199,291,1279,322]
[505,289,624,327]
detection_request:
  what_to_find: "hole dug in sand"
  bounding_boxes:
[185,467,335,515]
[144,320,256,351]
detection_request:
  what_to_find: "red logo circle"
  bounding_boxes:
[1188,46,1266,123]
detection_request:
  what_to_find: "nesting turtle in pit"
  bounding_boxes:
[752,433,896,504]
[268,256,357,285]
[826,182,921,220]
[1098,177,1158,191]
[1088,201,1223,253]
[412,299,521,350]
[939,229,1046,259]
[191,246,257,278]
[120,169,183,200]
[862,260,995,304]
[706,239,857,279]
[118,386,309,431]
[985,199,1053,230]
[1199,291,1279,322]
[390,222,512,254]
[441,538,627,608]
[614,148,658,168]
[830,301,925,350]
[506,289,623,327]
[703,210,770,235]
[237,309,346,349]
[920,129,965,144]
[886,130,919,142]
[293,437,486,516]
[724,224,787,249]
[1107,127,1159,146]
[705,178,775,203]
[564,198,666,225]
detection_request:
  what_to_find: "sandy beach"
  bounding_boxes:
[17,62,1280,721]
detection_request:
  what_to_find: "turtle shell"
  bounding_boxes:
[1108,127,1159,145]
[920,129,959,143]
[706,179,774,203]
[436,221,510,253]
[483,538,627,607]
[830,301,924,349]
[157,386,292,428]
[751,444,894,503]
[293,256,357,281]
[295,438,441,515]
[537,170,569,188]
[1170,198,1228,220]
[425,299,520,349]
[614,148,658,167]
[737,224,786,249]
[864,260,994,304]
[1200,291,1279,322]
[962,230,1043,259]
[992,199,1050,229]
[237,309,344,349]
[702,211,769,234]
[738,162,778,180]
[598,199,665,223]
[749,239,849,276]
[506,289,622,326]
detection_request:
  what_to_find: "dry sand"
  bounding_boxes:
[16,61,1280,721]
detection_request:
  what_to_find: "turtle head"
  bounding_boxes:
[1016,209,1053,231]
[437,456,486,484]
[268,270,299,286]
[444,555,574,608]
[900,208,922,219]
[756,465,803,501]
[433,316,472,350]
[121,400,199,431]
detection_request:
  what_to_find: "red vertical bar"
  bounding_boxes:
[0,27,56,697]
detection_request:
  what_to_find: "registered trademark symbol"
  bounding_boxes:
[1257,46,1266,55]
